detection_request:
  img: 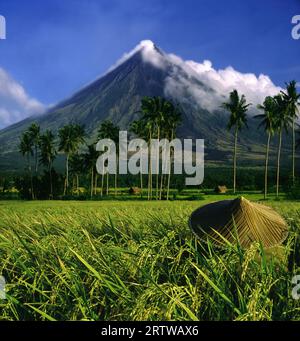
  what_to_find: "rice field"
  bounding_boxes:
[0,195,300,321]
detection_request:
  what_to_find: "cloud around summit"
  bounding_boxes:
[131,40,282,113]
[109,40,282,113]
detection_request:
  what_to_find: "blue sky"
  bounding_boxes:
[0,0,299,127]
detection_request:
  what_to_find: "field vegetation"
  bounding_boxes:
[0,195,300,321]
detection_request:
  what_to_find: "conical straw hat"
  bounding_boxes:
[189,196,288,248]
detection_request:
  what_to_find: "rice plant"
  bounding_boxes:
[0,199,299,321]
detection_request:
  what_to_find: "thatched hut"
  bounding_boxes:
[129,187,141,195]
[215,185,227,194]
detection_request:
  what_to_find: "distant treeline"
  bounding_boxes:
[7,97,183,200]
[0,167,295,200]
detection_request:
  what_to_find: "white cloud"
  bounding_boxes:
[121,40,282,113]
[0,68,45,129]
[164,59,282,113]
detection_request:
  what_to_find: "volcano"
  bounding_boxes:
[0,40,287,171]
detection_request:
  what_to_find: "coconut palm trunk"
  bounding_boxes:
[166,164,171,201]
[101,173,104,197]
[90,167,94,199]
[276,130,282,198]
[71,176,75,193]
[159,174,164,200]
[292,120,295,185]
[106,172,109,196]
[94,173,98,195]
[148,130,152,200]
[35,145,39,174]
[166,129,174,201]
[140,158,143,199]
[49,160,53,199]
[159,138,168,200]
[264,132,271,200]
[115,158,118,196]
[64,153,69,195]
[233,126,238,194]
[101,159,104,197]
[156,126,160,200]
[76,174,79,195]
[28,154,34,200]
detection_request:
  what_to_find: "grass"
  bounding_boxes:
[0,194,300,321]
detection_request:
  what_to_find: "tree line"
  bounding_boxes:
[223,80,300,199]
[18,97,182,200]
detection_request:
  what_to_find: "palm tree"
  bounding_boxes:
[273,94,293,198]
[83,144,99,199]
[97,120,119,196]
[58,124,85,195]
[144,119,154,200]
[222,90,251,194]
[165,104,182,200]
[154,97,169,200]
[28,123,40,173]
[69,154,84,195]
[140,96,172,200]
[154,100,182,200]
[138,98,154,200]
[158,101,173,200]
[19,132,34,199]
[130,119,147,198]
[39,130,57,199]
[255,96,277,199]
[281,81,300,184]
[148,97,170,199]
